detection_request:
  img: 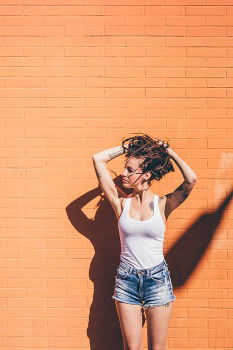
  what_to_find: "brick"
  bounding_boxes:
[1,3,232,349]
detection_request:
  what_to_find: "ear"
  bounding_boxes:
[142,171,152,183]
[146,171,152,181]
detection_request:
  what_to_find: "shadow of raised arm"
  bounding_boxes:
[165,187,233,287]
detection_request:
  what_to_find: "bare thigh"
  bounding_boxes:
[145,302,173,350]
[115,300,145,350]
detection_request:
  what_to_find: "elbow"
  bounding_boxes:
[186,177,197,184]
[92,155,99,161]
[92,154,107,163]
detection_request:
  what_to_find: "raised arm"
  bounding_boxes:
[92,144,128,205]
[161,146,198,219]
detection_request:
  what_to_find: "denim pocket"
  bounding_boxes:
[150,268,167,284]
[116,266,130,279]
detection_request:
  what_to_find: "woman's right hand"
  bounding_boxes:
[123,143,129,153]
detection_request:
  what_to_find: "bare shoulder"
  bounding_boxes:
[114,194,132,220]
[158,195,168,224]
[120,194,131,206]
[158,195,167,206]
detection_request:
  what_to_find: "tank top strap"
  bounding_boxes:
[154,194,160,212]
[122,196,131,218]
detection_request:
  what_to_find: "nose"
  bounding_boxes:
[121,171,126,177]
[121,169,128,178]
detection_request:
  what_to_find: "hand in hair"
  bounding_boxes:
[158,140,172,155]
[121,133,175,182]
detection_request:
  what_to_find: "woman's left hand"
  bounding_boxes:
[158,140,172,154]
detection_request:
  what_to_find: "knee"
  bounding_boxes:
[125,345,141,350]
[151,345,166,350]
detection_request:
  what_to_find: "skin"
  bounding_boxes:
[115,301,173,350]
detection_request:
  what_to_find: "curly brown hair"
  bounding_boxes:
[121,132,175,184]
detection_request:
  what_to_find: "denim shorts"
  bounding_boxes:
[112,258,176,311]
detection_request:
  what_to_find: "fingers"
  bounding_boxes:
[158,140,168,148]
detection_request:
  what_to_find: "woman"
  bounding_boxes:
[92,133,197,350]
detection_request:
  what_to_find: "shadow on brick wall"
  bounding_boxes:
[66,177,233,350]
[166,185,233,287]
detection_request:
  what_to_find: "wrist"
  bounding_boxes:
[93,145,125,163]
[123,143,129,154]
[108,146,125,161]
[166,147,174,156]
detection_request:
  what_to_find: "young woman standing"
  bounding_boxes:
[92,133,197,350]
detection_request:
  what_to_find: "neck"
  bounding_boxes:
[132,188,154,204]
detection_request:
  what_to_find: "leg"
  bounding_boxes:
[145,302,173,350]
[114,300,144,350]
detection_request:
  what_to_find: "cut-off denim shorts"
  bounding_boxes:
[112,258,176,311]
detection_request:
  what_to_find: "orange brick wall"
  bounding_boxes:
[1,1,233,349]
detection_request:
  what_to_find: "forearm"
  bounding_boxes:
[92,145,126,163]
[168,148,198,183]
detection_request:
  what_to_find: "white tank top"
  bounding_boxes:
[118,194,166,269]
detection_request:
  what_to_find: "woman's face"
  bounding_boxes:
[121,157,146,188]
